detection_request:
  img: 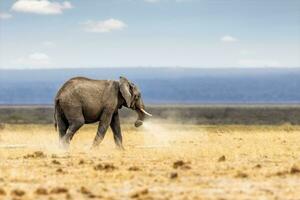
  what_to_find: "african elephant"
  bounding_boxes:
[54,76,152,149]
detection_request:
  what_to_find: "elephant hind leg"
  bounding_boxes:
[62,118,84,147]
[60,106,86,146]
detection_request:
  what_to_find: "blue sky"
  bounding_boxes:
[0,0,299,69]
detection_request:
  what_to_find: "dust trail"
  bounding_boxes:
[138,121,174,148]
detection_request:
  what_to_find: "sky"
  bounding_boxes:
[0,0,299,69]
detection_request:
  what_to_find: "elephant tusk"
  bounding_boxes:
[140,108,152,117]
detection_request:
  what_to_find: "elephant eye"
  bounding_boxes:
[134,93,141,100]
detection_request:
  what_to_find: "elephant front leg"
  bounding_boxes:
[92,111,113,148]
[110,112,124,150]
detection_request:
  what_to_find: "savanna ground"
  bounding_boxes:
[0,121,300,200]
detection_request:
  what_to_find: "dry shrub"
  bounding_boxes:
[94,163,117,171]
[11,189,26,196]
[290,164,300,174]
[80,187,102,198]
[128,166,140,171]
[0,188,6,196]
[24,151,46,159]
[130,188,149,198]
[173,160,191,170]
[0,123,4,141]
[35,188,48,195]
[50,187,68,194]
[170,172,178,179]
[235,171,248,178]
[52,160,61,165]
[218,155,226,162]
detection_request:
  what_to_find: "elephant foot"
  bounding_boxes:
[116,145,125,151]
[90,144,98,150]
[91,140,101,149]
[59,138,70,150]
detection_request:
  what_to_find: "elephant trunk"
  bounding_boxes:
[134,98,151,127]
[134,109,145,127]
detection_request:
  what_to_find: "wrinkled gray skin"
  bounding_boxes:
[54,76,148,149]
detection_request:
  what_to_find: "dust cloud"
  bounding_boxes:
[139,121,173,147]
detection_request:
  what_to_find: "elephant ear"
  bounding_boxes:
[119,76,132,107]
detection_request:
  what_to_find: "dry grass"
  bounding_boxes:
[0,122,300,199]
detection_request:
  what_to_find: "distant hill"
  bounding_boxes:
[0,68,299,104]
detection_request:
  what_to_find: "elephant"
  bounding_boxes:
[53,76,152,149]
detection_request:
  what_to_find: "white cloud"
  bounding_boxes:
[238,59,281,67]
[29,52,49,60]
[42,41,56,48]
[14,52,50,66]
[221,35,238,43]
[12,0,73,15]
[83,19,127,33]
[240,49,254,56]
[0,12,12,19]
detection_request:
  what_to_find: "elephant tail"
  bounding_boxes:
[54,98,59,131]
